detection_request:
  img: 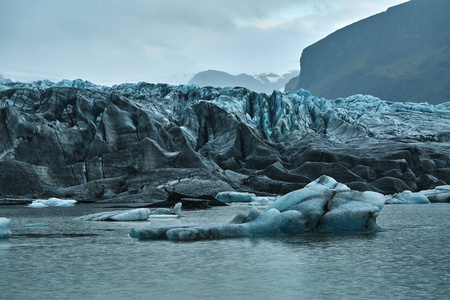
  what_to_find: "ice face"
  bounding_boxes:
[28,198,77,208]
[130,176,386,241]
[77,208,150,221]
[0,217,12,239]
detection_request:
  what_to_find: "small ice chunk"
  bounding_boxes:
[77,208,150,221]
[27,202,48,208]
[28,198,77,208]
[386,191,430,204]
[216,191,256,203]
[174,202,182,216]
[0,218,12,238]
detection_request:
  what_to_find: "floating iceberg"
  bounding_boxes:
[216,192,272,205]
[76,208,150,221]
[419,186,450,203]
[385,191,430,204]
[149,202,182,218]
[130,176,386,241]
[0,218,12,239]
[28,198,77,208]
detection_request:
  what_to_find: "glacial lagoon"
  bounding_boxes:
[1,203,449,300]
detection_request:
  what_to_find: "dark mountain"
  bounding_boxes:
[285,0,450,104]
[189,70,299,94]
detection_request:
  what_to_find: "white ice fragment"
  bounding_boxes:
[27,202,48,208]
[28,198,77,208]
[385,191,430,204]
[174,202,182,216]
[216,191,256,203]
[77,208,150,221]
[0,218,12,238]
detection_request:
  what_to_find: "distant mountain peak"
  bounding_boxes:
[189,70,299,94]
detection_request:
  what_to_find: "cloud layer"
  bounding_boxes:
[0,0,408,84]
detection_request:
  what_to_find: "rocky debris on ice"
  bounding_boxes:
[129,176,386,241]
[0,217,12,238]
[76,208,150,221]
[27,198,77,208]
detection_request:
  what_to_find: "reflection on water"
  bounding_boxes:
[0,204,449,299]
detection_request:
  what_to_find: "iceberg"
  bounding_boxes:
[419,186,450,203]
[130,176,386,241]
[385,191,430,204]
[216,192,272,205]
[28,198,77,208]
[149,202,182,218]
[0,218,12,239]
[76,208,150,221]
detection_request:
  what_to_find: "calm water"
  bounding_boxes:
[0,203,449,300]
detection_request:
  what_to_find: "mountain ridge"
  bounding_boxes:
[189,70,299,94]
[286,0,450,104]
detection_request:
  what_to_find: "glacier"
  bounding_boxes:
[129,176,386,241]
[0,77,449,202]
[0,217,12,238]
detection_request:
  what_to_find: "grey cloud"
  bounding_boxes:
[0,0,408,84]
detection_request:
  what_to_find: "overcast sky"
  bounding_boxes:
[0,0,408,85]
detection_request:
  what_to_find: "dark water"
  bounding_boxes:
[1,203,449,300]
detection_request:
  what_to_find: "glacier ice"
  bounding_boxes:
[28,198,77,208]
[0,218,12,239]
[129,176,386,241]
[76,208,150,221]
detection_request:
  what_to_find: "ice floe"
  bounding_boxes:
[77,208,150,221]
[28,198,77,208]
[385,191,430,204]
[216,192,272,205]
[129,176,386,241]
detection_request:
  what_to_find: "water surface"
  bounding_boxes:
[1,203,449,299]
